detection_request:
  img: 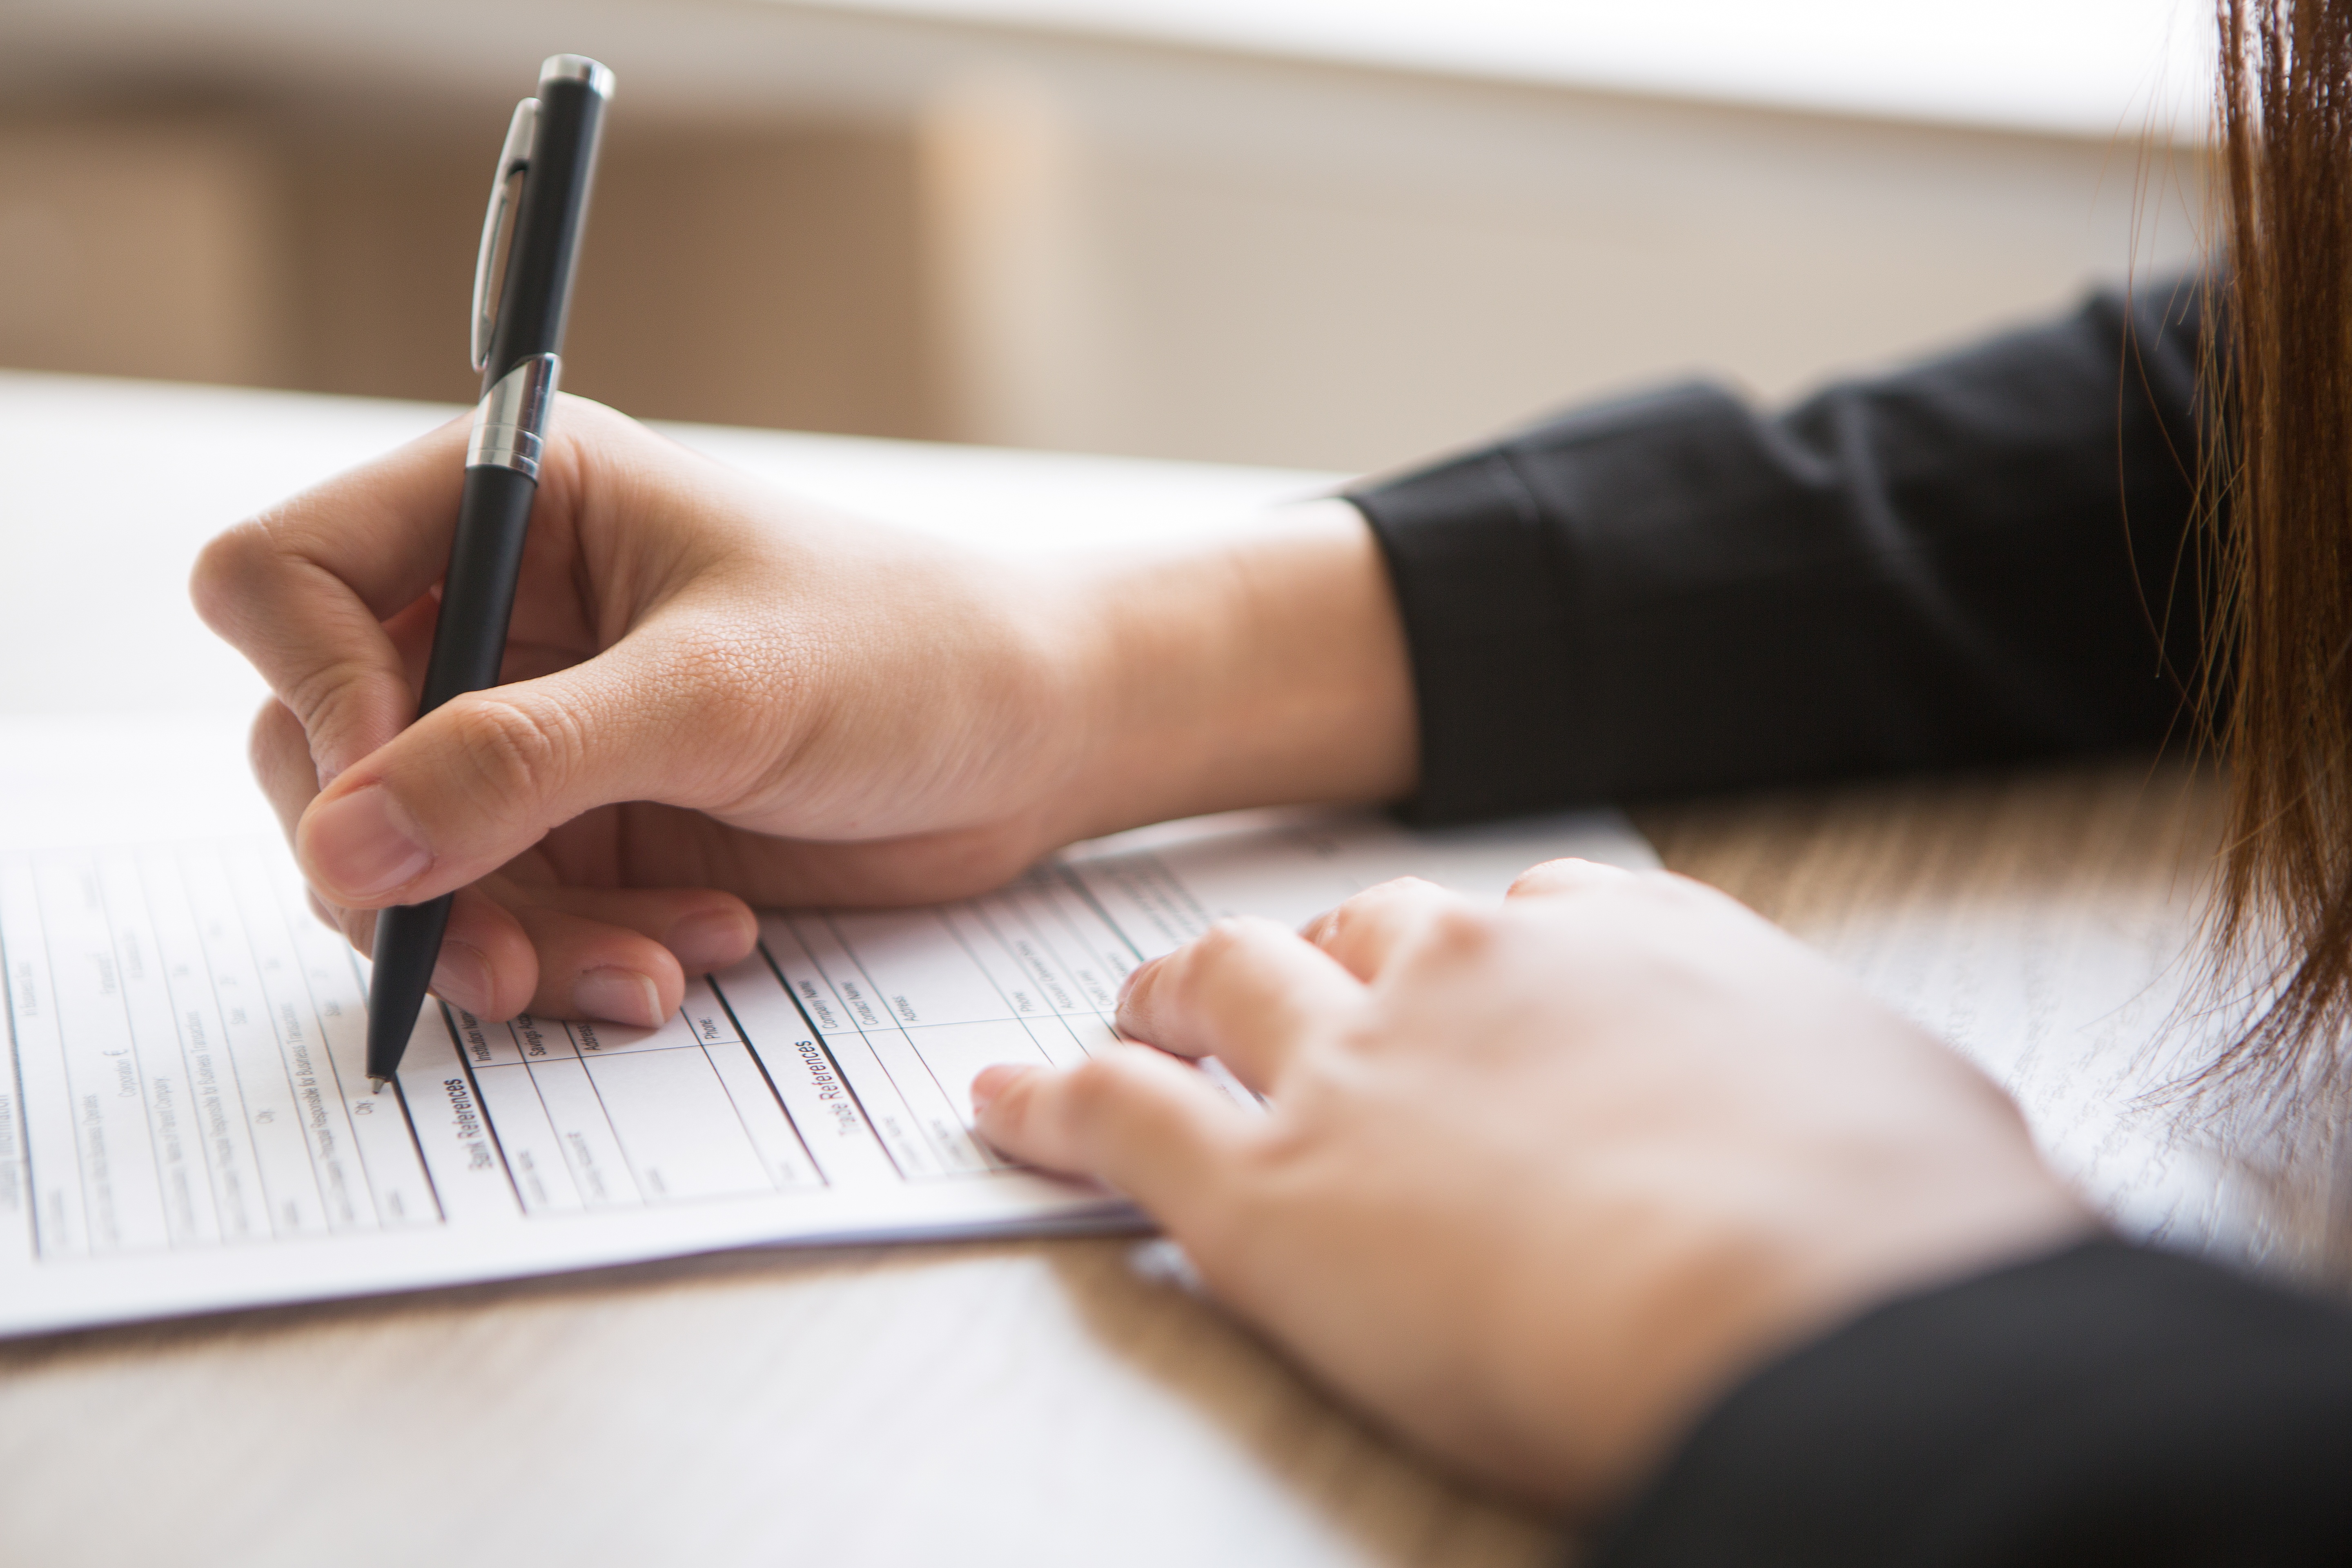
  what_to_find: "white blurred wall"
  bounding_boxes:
[0,118,293,388]
[0,0,2212,474]
[913,55,2207,470]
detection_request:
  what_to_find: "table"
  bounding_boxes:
[0,373,2254,1567]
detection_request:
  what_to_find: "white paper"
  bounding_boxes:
[1802,877,2271,1261]
[0,780,1655,1338]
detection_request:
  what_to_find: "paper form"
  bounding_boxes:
[1803,875,2270,1259]
[0,803,1655,1337]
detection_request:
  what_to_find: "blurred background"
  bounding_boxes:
[0,0,2216,476]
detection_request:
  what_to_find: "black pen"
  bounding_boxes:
[367,54,612,1091]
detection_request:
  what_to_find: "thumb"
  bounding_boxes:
[293,634,744,906]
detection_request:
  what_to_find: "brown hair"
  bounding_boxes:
[2203,0,2352,1115]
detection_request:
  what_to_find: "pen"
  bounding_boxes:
[367,53,612,1091]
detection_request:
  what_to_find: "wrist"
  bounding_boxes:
[1062,498,1418,837]
[1522,1154,2094,1514]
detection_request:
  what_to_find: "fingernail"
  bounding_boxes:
[1116,959,1157,1008]
[666,908,753,972]
[303,784,432,900]
[574,967,664,1029]
[970,1063,1037,1116]
[429,941,493,1011]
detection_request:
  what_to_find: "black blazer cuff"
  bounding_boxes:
[1590,1238,2352,1567]
[1347,386,1733,824]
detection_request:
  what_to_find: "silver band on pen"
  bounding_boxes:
[466,352,561,479]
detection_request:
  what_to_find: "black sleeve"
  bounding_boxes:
[1347,281,2208,824]
[1588,1240,2352,1567]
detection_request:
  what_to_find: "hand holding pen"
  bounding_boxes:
[192,56,1413,1089]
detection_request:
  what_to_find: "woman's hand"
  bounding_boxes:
[973,860,2091,1514]
[191,396,1412,1027]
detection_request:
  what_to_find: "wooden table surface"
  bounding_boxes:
[0,757,2258,1568]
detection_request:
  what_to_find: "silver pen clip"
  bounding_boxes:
[470,97,541,372]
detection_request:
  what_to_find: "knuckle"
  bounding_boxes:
[1190,918,1256,966]
[1505,857,1580,895]
[247,699,312,792]
[188,523,271,629]
[1331,876,1428,923]
[279,656,392,735]
[247,695,300,759]
[1062,1054,1138,1125]
[447,690,589,809]
[1417,902,1500,958]
[1179,918,1281,996]
[1200,915,1254,943]
[1196,914,1280,958]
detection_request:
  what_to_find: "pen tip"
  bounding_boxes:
[370,1077,389,1095]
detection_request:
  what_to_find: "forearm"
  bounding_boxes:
[1063,497,1418,836]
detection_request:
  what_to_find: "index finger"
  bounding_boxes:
[973,1047,1247,1230]
[1299,876,1461,982]
[1118,915,1367,1093]
[190,414,470,783]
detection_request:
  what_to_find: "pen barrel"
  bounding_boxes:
[367,465,536,1078]
[365,898,453,1080]
[481,67,606,385]
[419,465,539,716]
